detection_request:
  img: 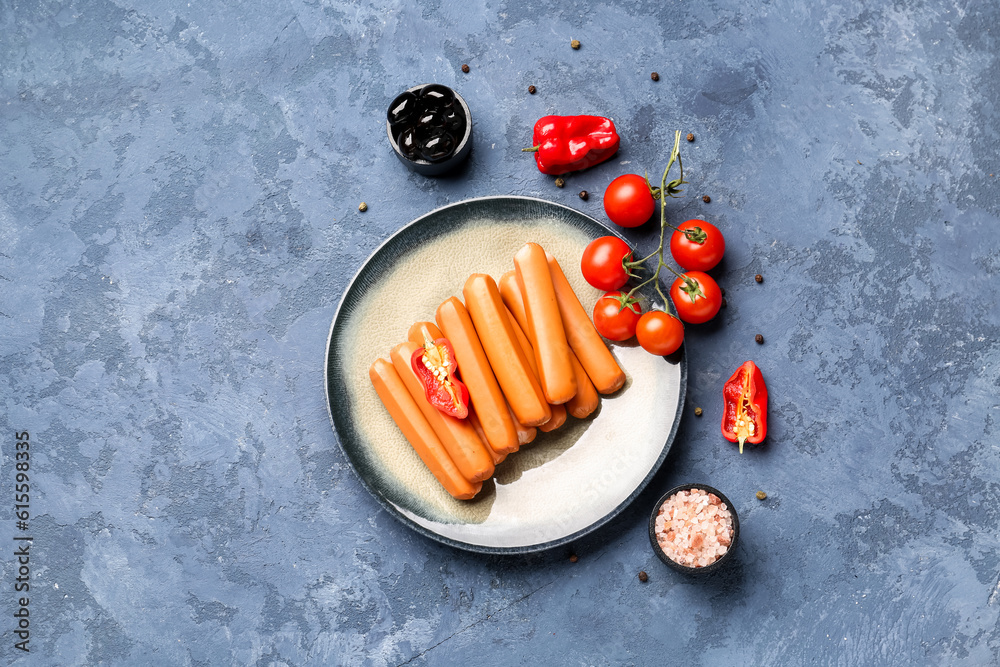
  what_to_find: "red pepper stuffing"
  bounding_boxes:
[522,115,620,175]
[410,333,470,419]
[721,361,768,453]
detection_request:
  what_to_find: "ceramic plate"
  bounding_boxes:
[325,196,685,554]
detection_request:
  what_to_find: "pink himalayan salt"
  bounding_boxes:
[654,488,734,568]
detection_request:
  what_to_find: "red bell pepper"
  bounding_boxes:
[523,115,620,175]
[721,361,768,453]
[410,333,470,419]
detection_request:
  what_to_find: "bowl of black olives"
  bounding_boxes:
[386,83,472,176]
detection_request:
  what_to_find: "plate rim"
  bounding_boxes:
[324,194,687,554]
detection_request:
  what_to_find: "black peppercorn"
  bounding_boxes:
[686,133,695,142]
[702,195,711,203]
[528,85,536,94]
[579,190,588,200]
[461,64,470,73]
[638,571,649,582]
[755,274,763,283]
[651,72,660,81]
[569,553,578,563]
[755,334,764,344]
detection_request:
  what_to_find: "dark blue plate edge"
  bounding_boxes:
[324,195,687,555]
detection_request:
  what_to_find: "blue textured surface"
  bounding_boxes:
[1,0,999,664]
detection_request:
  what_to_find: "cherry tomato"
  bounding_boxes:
[669,271,722,324]
[603,174,655,228]
[670,219,726,271]
[593,291,642,341]
[581,236,633,290]
[636,311,684,355]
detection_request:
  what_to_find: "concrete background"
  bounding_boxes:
[2,0,999,664]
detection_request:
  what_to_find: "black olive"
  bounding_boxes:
[420,131,457,162]
[397,127,421,160]
[414,111,444,139]
[441,107,466,135]
[419,84,455,109]
[387,91,419,129]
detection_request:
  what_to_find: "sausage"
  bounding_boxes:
[468,409,508,465]
[369,359,481,499]
[436,297,519,456]
[545,252,627,394]
[462,274,552,427]
[501,272,599,419]
[565,353,600,419]
[410,318,525,455]
[390,342,495,483]
[499,270,529,330]
[513,243,577,405]
[408,321,445,346]
[503,301,540,377]
[508,403,537,445]
[537,400,567,432]
[504,305,569,432]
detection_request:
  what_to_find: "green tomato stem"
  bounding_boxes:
[655,281,671,309]
[622,131,688,311]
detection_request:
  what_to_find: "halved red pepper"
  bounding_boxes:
[522,115,620,175]
[410,332,470,419]
[721,361,768,453]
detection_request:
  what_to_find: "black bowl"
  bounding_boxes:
[648,483,740,575]
[386,84,473,176]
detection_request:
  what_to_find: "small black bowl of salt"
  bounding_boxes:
[649,483,740,575]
